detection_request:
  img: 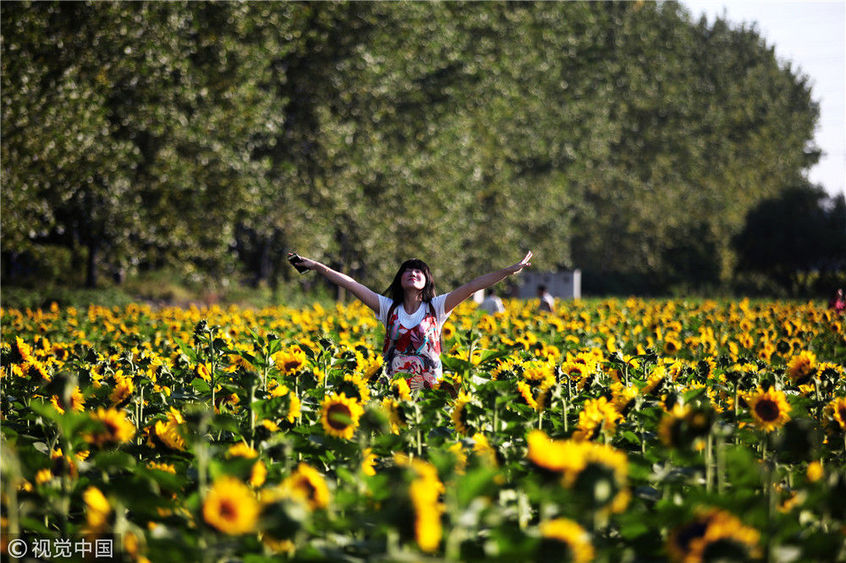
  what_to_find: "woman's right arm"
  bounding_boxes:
[289,254,381,313]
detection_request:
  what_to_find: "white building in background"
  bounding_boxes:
[516,270,581,300]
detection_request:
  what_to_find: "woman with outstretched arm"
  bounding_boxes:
[288,252,532,390]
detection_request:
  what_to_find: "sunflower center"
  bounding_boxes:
[327,404,352,430]
[295,476,318,501]
[754,399,779,422]
[674,521,709,552]
[219,499,237,521]
[104,420,120,437]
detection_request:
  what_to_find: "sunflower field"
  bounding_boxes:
[2,298,845,562]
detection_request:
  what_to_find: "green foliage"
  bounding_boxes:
[733,184,846,295]
[1,1,825,294]
[2,298,845,561]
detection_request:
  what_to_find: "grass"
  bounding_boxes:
[1,271,340,311]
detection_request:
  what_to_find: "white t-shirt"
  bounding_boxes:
[377,294,452,328]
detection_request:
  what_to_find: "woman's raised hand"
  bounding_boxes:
[287,253,318,272]
[508,251,533,275]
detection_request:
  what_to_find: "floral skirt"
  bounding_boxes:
[399,371,440,391]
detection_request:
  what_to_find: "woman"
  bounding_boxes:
[288,251,532,390]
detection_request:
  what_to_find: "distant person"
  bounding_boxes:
[829,288,845,313]
[480,289,505,315]
[288,251,532,390]
[537,284,555,313]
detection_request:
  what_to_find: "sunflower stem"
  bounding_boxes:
[733,386,740,446]
[705,432,714,493]
[761,431,767,462]
[414,402,423,457]
[716,434,726,494]
[137,385,145,447]
[764,453,776,562]
[249,381,256,450]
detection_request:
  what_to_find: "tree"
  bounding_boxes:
[2,1,824,295]
[733,184,846,294]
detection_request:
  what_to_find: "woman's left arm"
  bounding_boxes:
[444,251,532,313]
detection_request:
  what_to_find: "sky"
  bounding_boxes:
[680,0,845,198]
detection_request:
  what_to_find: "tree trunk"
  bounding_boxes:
[85,240,99,288]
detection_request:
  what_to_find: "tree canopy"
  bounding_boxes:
[1,1,832,295]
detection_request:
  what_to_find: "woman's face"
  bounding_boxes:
[401,267,427,291]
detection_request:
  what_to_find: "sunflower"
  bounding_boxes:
[390,377,413,401]
[522,360,555,385]
[666,508,760,563]
[642,364,668,396]
[757,340,776,362]
[526,430,583,474]
[320,393,364,440]
[611,382,638,415]
[153,407,186,451]
[35,468,54,485]
[517,380,547,411]
[147,461,176,474]
[448,441,468,475]
[658,403,713,450]
[109,371,135,406]
[573,396,622,441]
[471,432,498,467]
[563,441,630,514]
[746,387,791,432]
[539,518,595,563]
[407,459,444,553]
[562,359,592,389]
[203,476,260,535]
[86,407,136,446]
[382,397,409,434]
[361,448,378,477]
[281,463,331,510]
[15,336,36,364]
[451,391,473,435]
[355,351,383,381]
[663,333,682,356]
[261,535,296,555]
[227,442,258,458]
[50,448,78,479]
[51,386,86,414]
[273,345,308,375]
[441,321,456,341]
[196,362,212,383]
[227,442,266,487]
[787,350,817,385]
[337,373,371,402]
[806,461,824,482]
[229,352,254,372]
[26,359,51,382]
[659,403,689,448]
[269,383,302,424]
[825,396,846,432]
[84,486,112,531]
[490,358,520,380]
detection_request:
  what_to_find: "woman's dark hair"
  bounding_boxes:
[384,259,436,303]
